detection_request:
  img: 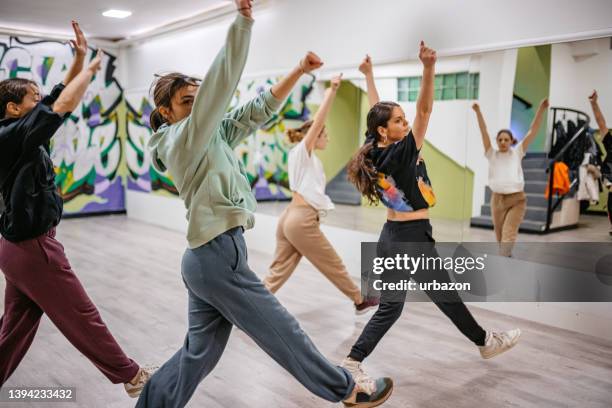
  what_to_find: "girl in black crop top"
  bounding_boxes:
[341,46,522,382]
[589,90,612,236]
[348,45,436,217]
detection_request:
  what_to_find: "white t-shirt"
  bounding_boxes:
[288,140,335,211]
[485,142,525,194]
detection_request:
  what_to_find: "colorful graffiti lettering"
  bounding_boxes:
[124,92,178,196]
[0,36,125,214]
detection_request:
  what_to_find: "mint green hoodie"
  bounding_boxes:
[148,14,283,248]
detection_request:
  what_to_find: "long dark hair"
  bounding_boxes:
[149,72,201,131]
[347,101,399,204]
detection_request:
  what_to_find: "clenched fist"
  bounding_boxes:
[299,51,323,74]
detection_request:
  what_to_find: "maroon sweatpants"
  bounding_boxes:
[0,228,139,385]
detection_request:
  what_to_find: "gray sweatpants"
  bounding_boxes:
[136,227,354,407]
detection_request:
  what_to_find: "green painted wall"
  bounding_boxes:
[315,81,362,180]
[422,142,474,220]
[511,45,551,152]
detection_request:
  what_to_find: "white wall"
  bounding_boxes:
[121,0,612,90]
[550,38,612,135]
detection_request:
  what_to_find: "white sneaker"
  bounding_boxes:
[342,357,376,394]
[479,329,521,359]
[124,365,159,398]
[341,358,394,407]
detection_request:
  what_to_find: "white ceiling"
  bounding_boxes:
[0,0,233,41]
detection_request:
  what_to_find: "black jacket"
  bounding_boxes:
[0,83,68,242]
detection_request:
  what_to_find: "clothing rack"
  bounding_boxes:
[545,107,591,231]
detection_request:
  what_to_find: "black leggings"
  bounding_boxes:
[349,219,487,362]
[608,192,611,225]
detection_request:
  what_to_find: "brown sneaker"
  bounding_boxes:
[124,365,158,398]
[355,297,380,315]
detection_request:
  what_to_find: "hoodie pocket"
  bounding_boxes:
[218,231,240,271]
[208,172,242,215]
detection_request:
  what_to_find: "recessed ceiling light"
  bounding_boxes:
[102,9,132,19]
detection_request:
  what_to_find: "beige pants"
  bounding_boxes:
[491,191,527,257]
[263,202,362,304]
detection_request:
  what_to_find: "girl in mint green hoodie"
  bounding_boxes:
[136,2,392,407]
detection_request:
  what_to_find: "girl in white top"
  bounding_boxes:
[472,99,549,256]
[264,74,378,314]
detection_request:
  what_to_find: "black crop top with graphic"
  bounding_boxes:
[368,130,436,212]
[603,130,612,180]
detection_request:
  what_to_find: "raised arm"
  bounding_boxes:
[302,73,341,153]
[522,98,549,150]
[53,49,102,114]
[16,50,102,152]
[270,52,323,102]
[187,1,253,149]
[589,90,609,137]
[359,55,379,108]
[411,41,436,150]
[63,21,87,86]
[472,103,492,153]
[220,51,323,148]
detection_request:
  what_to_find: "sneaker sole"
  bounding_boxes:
[355,305,379,315]
[481,330,522,360]
[126,387,143,398]
[343,379,394,408]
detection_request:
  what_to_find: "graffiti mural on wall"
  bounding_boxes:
[125,74,317,200]
[124,91,178,196]
[236,74,316,200]
[0,36,125,214]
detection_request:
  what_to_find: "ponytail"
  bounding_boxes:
[148,72,201,131]
[287,120,313,143]
[347,101,399,204]
[149,108,165,132]
[347,142,379,205]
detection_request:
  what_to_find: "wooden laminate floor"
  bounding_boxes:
[1,216,611,408]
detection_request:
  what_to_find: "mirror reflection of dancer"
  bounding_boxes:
[263,74,379,314]
[137,2,392,407]
[472,98,549,256]
[342,48,521,383]
[0,21,155,396]
[589,90,612,236]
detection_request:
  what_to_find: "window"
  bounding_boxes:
[398,77,421,102]
[468,73,480,99]
[398,72,479,101]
